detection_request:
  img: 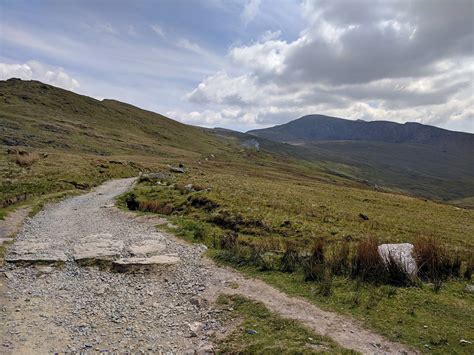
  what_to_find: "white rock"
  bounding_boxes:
[378,243,417,276]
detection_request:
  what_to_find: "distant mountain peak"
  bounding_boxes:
[247,114,473,147]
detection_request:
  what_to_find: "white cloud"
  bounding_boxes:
[0,61,80,91]
[150,24,166,38]
[182,0,474,132]
[241,0,261,26]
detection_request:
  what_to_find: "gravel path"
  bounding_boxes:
[0,178,414,354]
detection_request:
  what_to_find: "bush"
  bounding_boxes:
[220,231,239,250]
[250,239,279,271]
[464,254,473,281]
[414,237,461,282]
[15,151,40,167]
[351,236,385,282]
[280,241,300,273]
[328,241,350,275]
[138,200,173,215]
[319,269,333,297]
[125,193,139,210]
[188,195,219,211]
[303,239,326,282]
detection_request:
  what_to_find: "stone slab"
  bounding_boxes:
[112,255,180,273]
[127,240,165,256]
[5,241,67,264]
[73,234,124,264]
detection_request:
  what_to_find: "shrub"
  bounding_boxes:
[250,239,278,271]
[15,151,40,167]
[138,200,173,215]
[188,195,219,211]
[280,241,300,273]
[464,254,473,281]
[328,241,350,275]
[351,236,385,282]
[220,231,239,250]
[319,269,333,297]
[303,239,326,282]
[125,193,139,210]
[414,237,461,282]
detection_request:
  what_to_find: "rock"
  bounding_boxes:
[378,243,417,276]
[464,284,474,293]
[186,322,204,338]
[35,265,54,276]
[196,343,215,355]
[73,234,124,265]
[127,240,165,257]
[184,184,195,192]
[169,166,186,174]
[190,296,208,308]
[112,255,180,273]
[5,241,68,264]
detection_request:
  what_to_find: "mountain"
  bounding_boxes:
[246,115,474,205]
[0,78,226,157]
[248,114,473,151]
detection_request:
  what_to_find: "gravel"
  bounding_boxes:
[0,178,220,353]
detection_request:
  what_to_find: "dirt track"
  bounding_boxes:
[0,178,413,354]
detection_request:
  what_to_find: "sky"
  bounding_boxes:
[0,0,473,133]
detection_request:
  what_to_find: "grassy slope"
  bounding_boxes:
[221,127,474,205]
[2,79,473,353]
[124,164,473,353]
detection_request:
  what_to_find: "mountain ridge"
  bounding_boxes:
[247,114,474,153]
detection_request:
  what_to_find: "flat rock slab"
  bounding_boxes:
[5,241,67,264]
[378,243,417,276]
[127,240,165,256]
[73,234,124,264]
[112,255,180,273]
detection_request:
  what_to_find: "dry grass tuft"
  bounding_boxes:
[138,200,173,215]
[414,237,461,285]
[14,151,40,167]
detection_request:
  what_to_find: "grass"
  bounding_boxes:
[122,171,474,353]
[2,79,473,353]
[214,294,355,354]
[218,267,474,354]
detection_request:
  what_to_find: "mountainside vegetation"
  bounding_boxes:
[247,114,474,205]
[1,79,473,354]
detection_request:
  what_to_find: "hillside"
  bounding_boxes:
[247,115,474,204]
[0,78,226,156]
[0,79,356,215]
[248,114,474,151]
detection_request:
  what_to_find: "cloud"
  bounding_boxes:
[241,0,261,26]
[183,0,474,132]
[150,24,166,38]
[0,61,80,91]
